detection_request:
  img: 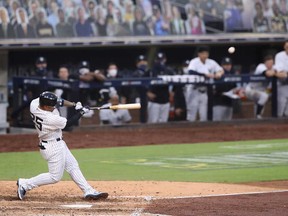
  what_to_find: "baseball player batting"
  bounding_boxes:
[17,91,108,200]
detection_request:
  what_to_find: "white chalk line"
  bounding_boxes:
[130,190,288,216]
[114,189,288,200]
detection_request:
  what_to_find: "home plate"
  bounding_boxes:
[61,204,92,208]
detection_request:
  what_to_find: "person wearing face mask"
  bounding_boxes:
[213,57,238,121]
[130,55,151,105]
[32,56,54,78]
[102,62,129,104]
[132,55,150,78]
[30,56,54,100]
[74,60,106,117]
[170,60,190,121]
[11,56,54,123]
[147,52,175,123]
[106,63,119,78]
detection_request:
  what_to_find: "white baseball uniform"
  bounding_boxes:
[19,98,96,196]
[99,102,132,125]
[185,57,222,121]
[274,50,288,117]
[245,63,272,108]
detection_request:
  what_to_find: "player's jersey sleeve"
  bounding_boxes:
[274,52,288,72]
[46,113,67,129]
[210,59,222,72]
[99,109,110,121]
[122,110,132,122]
[99,103,112,122]
[30,98,40,113]
[187,58,198,71]
[254,63,266,75]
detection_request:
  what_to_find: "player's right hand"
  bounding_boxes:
[75,102,83,110]
[80,106,90,115]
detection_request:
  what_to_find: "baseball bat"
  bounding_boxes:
[90,103,141,110]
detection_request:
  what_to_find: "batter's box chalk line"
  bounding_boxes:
[116,189,288,200]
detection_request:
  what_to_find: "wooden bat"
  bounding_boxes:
[90,103,141,110]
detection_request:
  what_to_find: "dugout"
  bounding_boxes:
[1,34,287,131]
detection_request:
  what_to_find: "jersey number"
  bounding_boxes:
[30,113,43,131]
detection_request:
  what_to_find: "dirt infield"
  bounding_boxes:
[1,120,288,215]
[1,181,288,216]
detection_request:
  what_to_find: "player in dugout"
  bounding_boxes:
[99,94,132,126]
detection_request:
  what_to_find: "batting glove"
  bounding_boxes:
[75,102,83,110]
[80,106,90,115]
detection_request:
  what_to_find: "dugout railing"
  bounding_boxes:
[11,74,278,127]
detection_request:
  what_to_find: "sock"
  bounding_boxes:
[256,104,264,115]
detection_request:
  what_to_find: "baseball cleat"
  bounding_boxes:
[84,191,109,200]
[17,179,26,200]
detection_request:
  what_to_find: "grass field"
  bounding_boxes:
[1,139,288,183]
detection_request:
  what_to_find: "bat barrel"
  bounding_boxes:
[90,103,141,110]
[110,103,141,110]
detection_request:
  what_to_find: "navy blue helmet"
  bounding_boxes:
[39,91,58,107]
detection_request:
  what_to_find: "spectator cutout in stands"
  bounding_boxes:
[35,8,55,38]
[56,8,75,37]
[0,6,16,38]
[15,7,36,38]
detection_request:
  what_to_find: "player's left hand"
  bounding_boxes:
[75,102,83,110]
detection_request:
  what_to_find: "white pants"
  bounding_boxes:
[147,101,170,123]
[21,140,94,194]
[213,106,233,121]
[277,84,288,117]
[185,87,208,122]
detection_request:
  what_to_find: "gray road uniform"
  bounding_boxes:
[186,57,222,121]
[274,50,288,117]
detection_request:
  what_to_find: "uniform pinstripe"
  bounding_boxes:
[275,50,288,117]
[19,98,95,195]
[186,57,222,121]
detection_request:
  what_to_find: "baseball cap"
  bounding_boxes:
[221,57,232,65]
[78,61,90,69]
[36,56,47,64]
[136,55,147,62]
[183,59,190,66]
[156,52,166,60]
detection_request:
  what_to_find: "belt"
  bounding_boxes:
[198,89,206,93]
[41,138,61,143]
[39,138,61,150]
[193,86,207,93]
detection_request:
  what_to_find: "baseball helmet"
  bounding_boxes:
[39,91,58,107]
